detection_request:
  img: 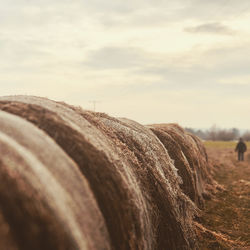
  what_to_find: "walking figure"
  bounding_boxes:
[235,138,247,161]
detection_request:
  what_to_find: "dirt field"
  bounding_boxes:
[199,141,250,249]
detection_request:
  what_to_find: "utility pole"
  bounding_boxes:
[89,100,101,112]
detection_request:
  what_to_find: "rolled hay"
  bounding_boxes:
[187,133,221,196]
[70,110,199,250]
[0,110,110,250]
[0,211,18,250]
[0,96,152,250]
[148,124,216,207]
[0,96,198,250]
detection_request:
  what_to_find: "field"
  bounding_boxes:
[204,140,250,149]
[200,141,250,249]
[0,95,248,249]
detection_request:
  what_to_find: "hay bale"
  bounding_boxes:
[0,96,150,250]
[71,111,198,250]
[0,211,18,250]
[0,96,198,249]
[149,124,215,206]
[0,110,110,250]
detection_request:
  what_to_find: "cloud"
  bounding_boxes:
[219,76,250,86]
[180,0,250,21]
[79,42,250,107]
[83,47,152,70]
[184,22,235,35]
[2,0,250,33]
[1,0,250,128]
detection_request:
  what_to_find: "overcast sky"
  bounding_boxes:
[1,0,250,129]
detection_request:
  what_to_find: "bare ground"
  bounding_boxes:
[198,144,250,249]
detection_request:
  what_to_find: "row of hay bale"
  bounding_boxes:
[0,96,215,250]
[148,124,217,207]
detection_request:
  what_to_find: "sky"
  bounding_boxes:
[1,0,250,129]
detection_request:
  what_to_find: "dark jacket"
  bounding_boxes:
[235,141,247,153]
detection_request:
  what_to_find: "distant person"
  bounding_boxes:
[235,138,247,161]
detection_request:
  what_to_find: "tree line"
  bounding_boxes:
[185,125,250,141]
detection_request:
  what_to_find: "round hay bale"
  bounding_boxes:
[0,96,150,250]
[148,123,215,206]
[187,133,219,198]
[0,96,198,249]
[0,110,110,250]
[0,211,18,250]
[71,110,199,250]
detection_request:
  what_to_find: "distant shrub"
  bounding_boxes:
[186,126,240,141]
[242,131,250,141]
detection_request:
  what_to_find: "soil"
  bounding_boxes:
[199,145,250,249]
